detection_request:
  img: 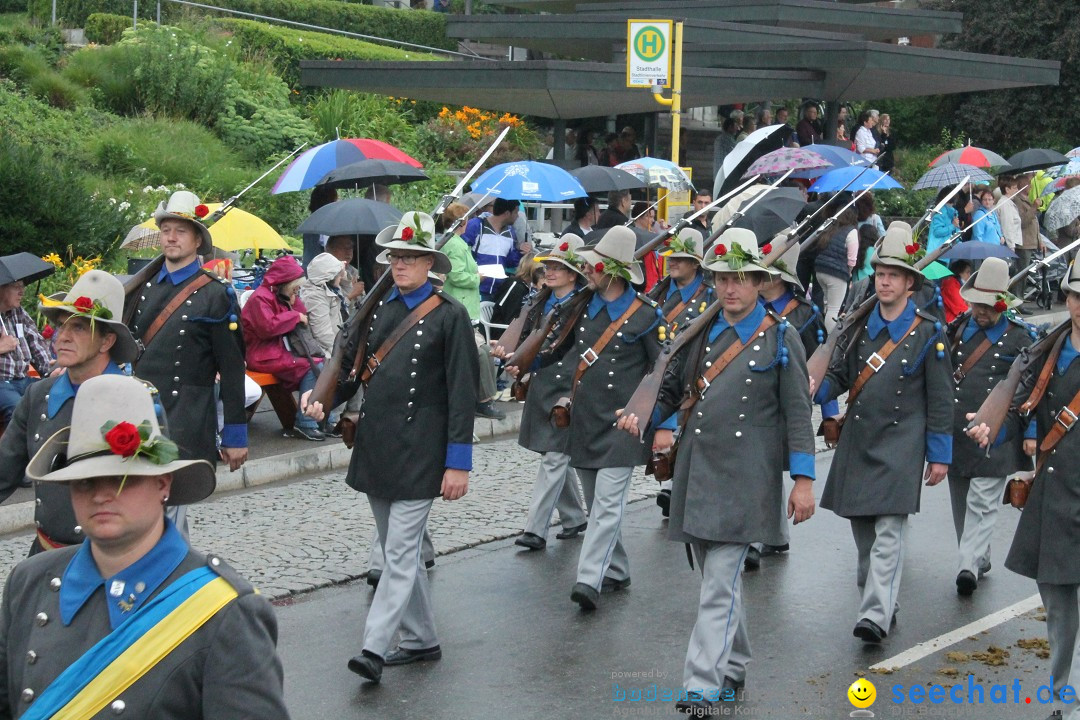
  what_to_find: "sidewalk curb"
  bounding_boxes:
[0,406,526,538]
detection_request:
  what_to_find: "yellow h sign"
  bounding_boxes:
[626,19,672,88]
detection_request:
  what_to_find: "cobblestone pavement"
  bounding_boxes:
[0,439,660,600]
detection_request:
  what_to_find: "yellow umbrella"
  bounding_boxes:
[122,203,289,252]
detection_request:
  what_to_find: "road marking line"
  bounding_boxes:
[870,593,1042,670]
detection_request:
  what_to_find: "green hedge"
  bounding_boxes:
[28,0,453,51]
[216,18,440,87]
[85,12,131,43]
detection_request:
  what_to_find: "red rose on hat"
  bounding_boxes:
[905,244,918,255]
[194,204,209,219]
[41,325,54,340]
[559,242,569,252]
[401,227,414,242]
[73,296,94,312]
[761,243,773,255]
[663,238,672,247]
[994,300,1008,312]
[714,244,727,256]
[104,421,141,458]
[594,262,605,273]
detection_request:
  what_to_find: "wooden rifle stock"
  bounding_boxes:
[506,290,592,371]
[967,320,1068,443]
[495,287,551,355]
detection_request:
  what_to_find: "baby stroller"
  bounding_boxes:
[1023,238,1069,310]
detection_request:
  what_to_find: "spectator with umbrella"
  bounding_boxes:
[595,190,632,230]
[927,186,963,254]
[813,207,859,331]
[462,198,528,301]
[302,186,338,268]
[939,259,972,323]
[972,188,1005,245]
[561,197,600,237]
[0,253,56,425]
[994,177,1023,256]
[796,104,823,147]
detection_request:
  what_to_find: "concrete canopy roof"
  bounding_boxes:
[680,40,1061,100]
[300,60,822,119]
[445,14,856,63]
[483,0,962,41]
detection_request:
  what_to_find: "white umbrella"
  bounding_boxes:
[712,124,788,198]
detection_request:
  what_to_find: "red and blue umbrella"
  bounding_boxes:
[930,145,1008,169]
[271,139,422,194]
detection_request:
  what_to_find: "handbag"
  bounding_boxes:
[285,323,325,360]
[1003,473,1033,509]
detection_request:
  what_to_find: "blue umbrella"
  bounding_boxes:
[941,242,1016,261]
[789,145,871,178]
[471,161,587,202]
[808,166,903,193]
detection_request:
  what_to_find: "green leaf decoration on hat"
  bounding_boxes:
[718,241,763,271]
[772,258,792,277]
[401,215,432,248]
[661,234,697,257]
[100,419,181,493]
[595,257,633,283]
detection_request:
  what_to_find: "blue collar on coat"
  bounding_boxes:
[386,282,433,310]
[586,284,635,321]
[543,286,579,314]
[708,301,766,344]
[60,519,188,629]
[156,260,200,286]
[1059,335,1080,375]
[961,313,1008,345]
[867,299,916,342]
[666,272,703,303]
[763,289,795,315]
[47,362,126,419]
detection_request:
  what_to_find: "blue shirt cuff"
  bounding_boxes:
[991,426,1008,449]
[446,442,472,471]
[1023,419,1037,440]
[221,423,247,448]
[657,413,679,431]
[813,379,831,405]
[821,399,840,417]
[789,451,815,480]
[926,431,952,464]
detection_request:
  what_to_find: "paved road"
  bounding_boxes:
[272,455,1060,720]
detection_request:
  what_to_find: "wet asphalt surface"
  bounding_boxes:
[275,453,1063,720]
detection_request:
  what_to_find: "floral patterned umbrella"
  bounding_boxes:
[745,147,831,177]
[615,157,694,191]
[1068,147,1080,159]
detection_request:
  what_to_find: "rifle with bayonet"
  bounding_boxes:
[806,184,1029,390]
[121,142,308,325]
[305,127,511,413]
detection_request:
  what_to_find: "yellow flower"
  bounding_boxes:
[41,253,63,269]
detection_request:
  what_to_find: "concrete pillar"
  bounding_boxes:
[552,118,566,163]
[825,100,840,146]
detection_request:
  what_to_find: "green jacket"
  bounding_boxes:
[442,234,481,321]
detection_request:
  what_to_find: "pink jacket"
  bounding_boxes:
[241,256,315,389]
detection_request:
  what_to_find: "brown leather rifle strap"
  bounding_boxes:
[566,298,643,405]
[846,316,923,407]
[663,283,707,324]
[952,322,994,385]
[1019,330,1068,414]
[140,273,213,349]
[677,314,776,418]
[358,295,443,385]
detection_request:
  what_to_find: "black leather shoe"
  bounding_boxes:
[722,676,745,691]
[570,582,599,610]
[656,489,671,517]
[601,576,631,593]
[366,569,381,589]
[555,522,587,540]
[761,543,789,555]
[743,546,761,571]
[384,645,442,666]
[514,532,546,550]
[853,618,886,643]
[425,559,435,570]
[956,570,978,596]
[347,651,384,682]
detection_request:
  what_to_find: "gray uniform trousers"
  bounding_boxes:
[362,496,439,656]
[522,451,587,538]
[948,474,1005,576]
[850,515,907,630]
[575,466,633,590]
[1039,582,1080,720]
[368,526,435,573]
[685,542,752,690]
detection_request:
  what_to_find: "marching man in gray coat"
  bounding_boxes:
[617,227,816,713]
[814,222,954,643]
[508,236,588,551]
[946,257,1037,596]
[969,261,1080,720]
[303,212,478,683]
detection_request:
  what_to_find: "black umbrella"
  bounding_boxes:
[729,188,806,241]
[0,253,55,285]
[315,159,429,191]
[1003,148,1069,174]
[569,166,647,194]
[715,124,789,198]
[295,198,403,236]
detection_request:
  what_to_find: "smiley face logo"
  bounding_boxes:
[848,678,876,709]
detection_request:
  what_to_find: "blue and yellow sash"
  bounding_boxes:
[24,567,238,720]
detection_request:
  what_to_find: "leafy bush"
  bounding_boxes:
[0,43,50,82]
[0,12,65,61]
[0,136,136,258]
[27,0,156,27]
[412,105,544,168]
[306,90,416,146]
[0,78,111,166]
[0,44,89,107]
[85,12,131,44]
[215,18,440,89]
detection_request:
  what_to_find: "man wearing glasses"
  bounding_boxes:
[303,212,478,684]
[0,270,140,554]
